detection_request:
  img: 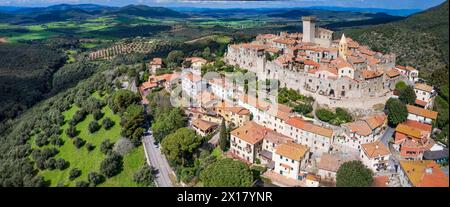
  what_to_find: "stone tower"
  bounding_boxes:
[339,33,348,60]
[302,16,316,43]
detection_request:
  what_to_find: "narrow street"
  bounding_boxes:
[142,129,174,187]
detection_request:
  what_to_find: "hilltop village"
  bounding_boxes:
[139,16,448,187]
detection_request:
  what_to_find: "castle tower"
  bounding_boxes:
[339,33,348,60]
[302,16,316,43]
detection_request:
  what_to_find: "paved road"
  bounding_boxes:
[142,129,174,187]
[378,126,399,172]
[380,126,395,147]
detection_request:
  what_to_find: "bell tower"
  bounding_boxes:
[339,33,348,60]
[302,16,316,43]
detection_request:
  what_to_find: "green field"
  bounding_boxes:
[33,93,146,187]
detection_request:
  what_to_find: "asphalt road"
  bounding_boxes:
[142,129,174,187]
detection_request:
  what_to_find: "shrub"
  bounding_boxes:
[133,165,156,186]
[102,117,115,130]
[93,109,104,120]
[71,109,87,124]
[73,137,86,149]
[66,124,77,138]
[100,153,124,178]
[85,143,95,151]
[55,158,68,170]
[45,158,56,170]
[75,181,89,187]
[100,139,114,155]
[293,103,313,115]
[88,172,105,186]
[69,168,82,180]
[316,108,336,122]
[88,121,101,133]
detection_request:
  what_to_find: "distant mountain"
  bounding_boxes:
[303,6,420,16]
[341,0,449,87]
[109,5,189,18]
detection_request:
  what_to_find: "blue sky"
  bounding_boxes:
[0,0,446,10]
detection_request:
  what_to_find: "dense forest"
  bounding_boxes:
[0,44,66,122]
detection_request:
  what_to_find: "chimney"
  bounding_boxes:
[425,167,433,174]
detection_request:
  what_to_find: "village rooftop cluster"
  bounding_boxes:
[138,16,448,187]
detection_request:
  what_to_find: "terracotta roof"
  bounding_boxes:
[403,120,432,135]
[396,65,406,70]
[184,73,202,83]
[275,142,308,161]
[406,104,438,120]
[192,119,218,131]
[150,58,162,65]
[333,57,352,69]
[344,120,372,137]
[372,176,389,187]
[286,117,333,138]
[273,38,296,45]
[231,121,268,145]
[265,47,280,53]
[361,70,382,79]
[263,130,292,145]
[317,153,356,172]
[186,57,207,63]
[258,34,277,39]
[386,68,400,78]
[216,102,250,115]
[405,66,417,72]
[361,141,390,158]
[396,123,422,139]
[304,60,321,68]
[140,81,158,90]
[363,114,386,130]
[399,160,449,187]
[239,95,271,111]
[415,99,428,107]
[415,83,433,93]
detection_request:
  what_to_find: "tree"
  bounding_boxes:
[66,124,77,138]
[336,160,373,187]
[73,137,86,149]
[293,103,313,115]
[69,168,82,180]
[100,139,114,155]
[55,158,68,170]
[399,85,417,105]
[75,181,89,187]
[85,143,95,151]
[109,89,140,113]
[87,172,105,186]
[395,81,407,90]
[161,128,202,167]
[45,158,56,170]
[88,120,101,133]
[100,153,124,178]
[385,98,408,126]
[93,109,104,120]
[121,104,145,140]
[200,158,253,187]
[102,117,115,130]
[133,165,156,186]
[166,50,184,67]
[335,107,353,123]
[219,119,228,151]
[152,107,187,143]
[316,108,336,122]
